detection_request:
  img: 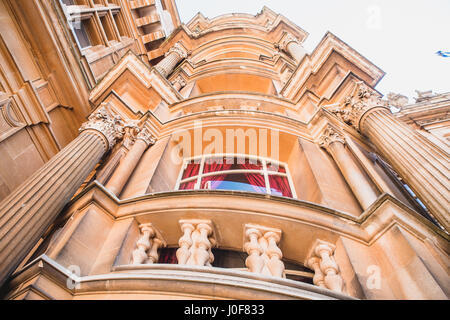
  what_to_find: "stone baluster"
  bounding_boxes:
[306,256,326,288]
[0,104,124,287]
[327,81,450,230]
[319,124,379,210]
[176,220,216,266]
[172,75,187,91]
[155,42,188,78]
[244,224,285,278]
[176,222,194,265]
[265,231,285,278]
[244,228,264,274]
[306,240,344,293]
[277,32,307,63]
[106,127,155,196]
[131,223,165,265]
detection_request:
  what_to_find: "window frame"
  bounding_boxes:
[175,153,297,199]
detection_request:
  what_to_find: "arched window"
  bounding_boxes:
[175,154,297,198]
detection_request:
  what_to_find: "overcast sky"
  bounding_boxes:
[174,0,450,102]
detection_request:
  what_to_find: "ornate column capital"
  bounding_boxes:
[276,32,300,52]
[79,104,124,150]
[327,81,389,132]
[136,127,156,147]
[318,125,346,151]
[166,42,188,59]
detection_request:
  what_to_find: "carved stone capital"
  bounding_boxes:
[79,104,124,150]
[318,125,346,150]
[166,42,188,59]
[172,75,187,90]
[327,81,388,132]
[277,32,300,52]
[136,127,156,146]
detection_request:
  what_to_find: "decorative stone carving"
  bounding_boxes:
[243,224,285,278]
[166,42,188,60]
[79,104,125,150]
[131,223,166,265]
[414,90,435,102]
[277,32,300,52]
[171,75,187,91]
[386,92,409,109]
[121,120,140,149]
[176,219,216,266]
[136,127,156,146]
[327,81,388,131]
[306,239,344,293]
[318,124,345,150]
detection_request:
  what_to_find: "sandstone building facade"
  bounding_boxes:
[0,2,448,300]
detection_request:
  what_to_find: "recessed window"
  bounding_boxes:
[176,155,296,198]
[73,20,91,49]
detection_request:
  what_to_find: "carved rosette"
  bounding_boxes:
[327,82,388,132]
[318,125,346,151]
[136,127,156,146]
[79,105,124,150]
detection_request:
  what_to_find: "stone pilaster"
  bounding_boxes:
[328,81,450,230]
[106,127,155,196]
[0,105,124,286]
[176,219,216,266]
[243,224,285,278]
[277,32,307,63]
[319,125,379,210]
[155,42,188,78]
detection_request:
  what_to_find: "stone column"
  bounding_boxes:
[0,105,124,286]
[106,127,155,196]
[319,125,379,210]
[278,32,307,63]
[328,81,450,230]
[155,42,188,78]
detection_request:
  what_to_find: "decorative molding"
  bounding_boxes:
[277,32,300,52]
[166,42,188,59]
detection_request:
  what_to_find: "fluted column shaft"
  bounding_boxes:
[329,81,450,230]
[106,129,154,196]
[362,109,450,229]
[320,126,378,210]
[0,105,123,286]
[155,42,188,78]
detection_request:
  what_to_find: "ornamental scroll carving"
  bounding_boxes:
[79,103,125,150]
[326,81,388,132]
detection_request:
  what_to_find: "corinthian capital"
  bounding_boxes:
[166,42,188,59]
[327,82,388,132]
[318,125,345,150]
[79,104,124,150]
[136,127,156,146]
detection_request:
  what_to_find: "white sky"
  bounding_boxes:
[174,0,450,101]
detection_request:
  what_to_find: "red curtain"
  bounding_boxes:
[238,163,266,193]
[179,162,200,190]
[268,175,292,197]
[158,248,178,264]
[200,159,232,189]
